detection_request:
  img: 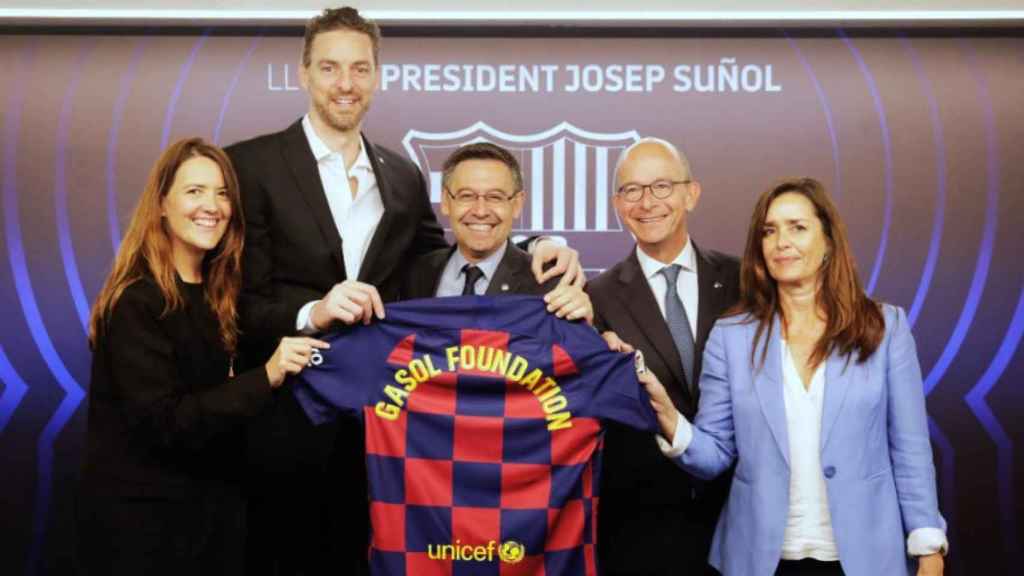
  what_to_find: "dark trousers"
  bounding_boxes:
[75,483,246,576]
[244,393,369,576]
[775,559,845,576]
[598,503,720,576]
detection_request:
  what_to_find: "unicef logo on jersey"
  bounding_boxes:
[497,540,525,564]
[426,539,526,564]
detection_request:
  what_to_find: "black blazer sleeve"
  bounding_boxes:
[229,144,320,341]
[403,166,448,260]
[103,283,272,453]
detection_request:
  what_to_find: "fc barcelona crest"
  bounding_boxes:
[402,122,640,235]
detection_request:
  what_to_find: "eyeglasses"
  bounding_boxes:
[446,189,520,206]
[615,180,690,203]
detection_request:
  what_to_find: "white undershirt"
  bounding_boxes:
[296,115,384,332]
[302,115,383,282]
[779,340,839,561]
[635,237,699,338]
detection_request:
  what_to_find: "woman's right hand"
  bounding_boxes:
[265,337,330,388]
[637,369,679,442]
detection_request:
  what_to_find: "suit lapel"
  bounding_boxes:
[486,242,527,295]
[752,316,790,466]
[280,121,345,277]
[415,246,456,299]
[821,351,854,453]
[614,250,690,410]
[694,243,728,350]
[357,137,396,284]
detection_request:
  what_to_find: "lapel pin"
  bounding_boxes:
[501,283,510,292]
[713,281,723,289]
[379,156,385,164]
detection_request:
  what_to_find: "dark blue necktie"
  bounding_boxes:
[461,265,484,296]
[660,264,696,390]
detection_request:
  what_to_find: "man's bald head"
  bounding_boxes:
[611,136,702,263]
[614,137,694,189]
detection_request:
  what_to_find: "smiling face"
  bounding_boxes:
[613,142,701,263]
[299,29,379,137]
[761,191,830,289]
[161,155,231,278]
[441,159,525,263]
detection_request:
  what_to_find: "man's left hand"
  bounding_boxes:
[544,285,593,324]
[531,239,584,288]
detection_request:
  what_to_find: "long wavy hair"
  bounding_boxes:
[88,137,244,352]
[731,177,884,369]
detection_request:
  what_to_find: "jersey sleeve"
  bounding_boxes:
[291,325,379,425]
[555,322,659,433]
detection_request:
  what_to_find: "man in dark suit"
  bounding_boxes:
[403,142,592,324]
[588,138,740,575]
[225,8,583,575]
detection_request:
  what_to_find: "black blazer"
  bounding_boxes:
[402,241,560,299]
[225,119,448,355]
[225,121,448,575]
[225,119,449,463]
[588,243,740,575]
[78,277,271,575]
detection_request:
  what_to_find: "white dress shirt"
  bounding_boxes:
[635,237,699,338]
[296,115,384,332]
[778,341,838,561]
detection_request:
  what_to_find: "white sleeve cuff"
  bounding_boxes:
[907,527,948,556]
[296,300,320,334]
[656,412,693,458]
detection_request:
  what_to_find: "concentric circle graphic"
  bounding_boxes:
[0,29,1020,575]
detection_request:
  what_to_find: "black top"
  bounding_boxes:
[81,275,272,497]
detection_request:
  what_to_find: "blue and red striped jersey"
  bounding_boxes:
[294,295,658,576]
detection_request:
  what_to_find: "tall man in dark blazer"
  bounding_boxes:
[403,142,592,324]
[225,8,583,575]
[588,138,740,575]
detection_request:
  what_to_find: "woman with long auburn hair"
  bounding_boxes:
[77,137,326,576]
[635,178,947,576]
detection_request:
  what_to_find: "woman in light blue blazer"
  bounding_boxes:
[637,178,946,576]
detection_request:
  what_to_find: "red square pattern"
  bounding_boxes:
[407,370,457,415]
[581,459,593,498]
[503,380,546,419]
[458,329,510,377]
[453,415,503,463]
[369,502,405,552]
[546,500,585,551]
[452,506,502,544]
[500,554,545,576]
[364,406,407,458]
[500,463,551,509]
[550,417,600,466]
[405,551,451,576]
[584,544,597,576]
[405,458,453,507]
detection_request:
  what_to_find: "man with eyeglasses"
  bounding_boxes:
[588,138,739,575]
[402,142,592,322]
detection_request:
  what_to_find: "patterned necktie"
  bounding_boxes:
[462,265,485,296]
[660,264,696,391]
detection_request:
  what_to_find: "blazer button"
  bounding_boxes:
[823,465,836,478]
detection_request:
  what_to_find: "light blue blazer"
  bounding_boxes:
[676,304,945,576]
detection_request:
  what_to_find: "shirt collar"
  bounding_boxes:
[450,241,508,282]
[636,237,696,281]
[301,114,372,172]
